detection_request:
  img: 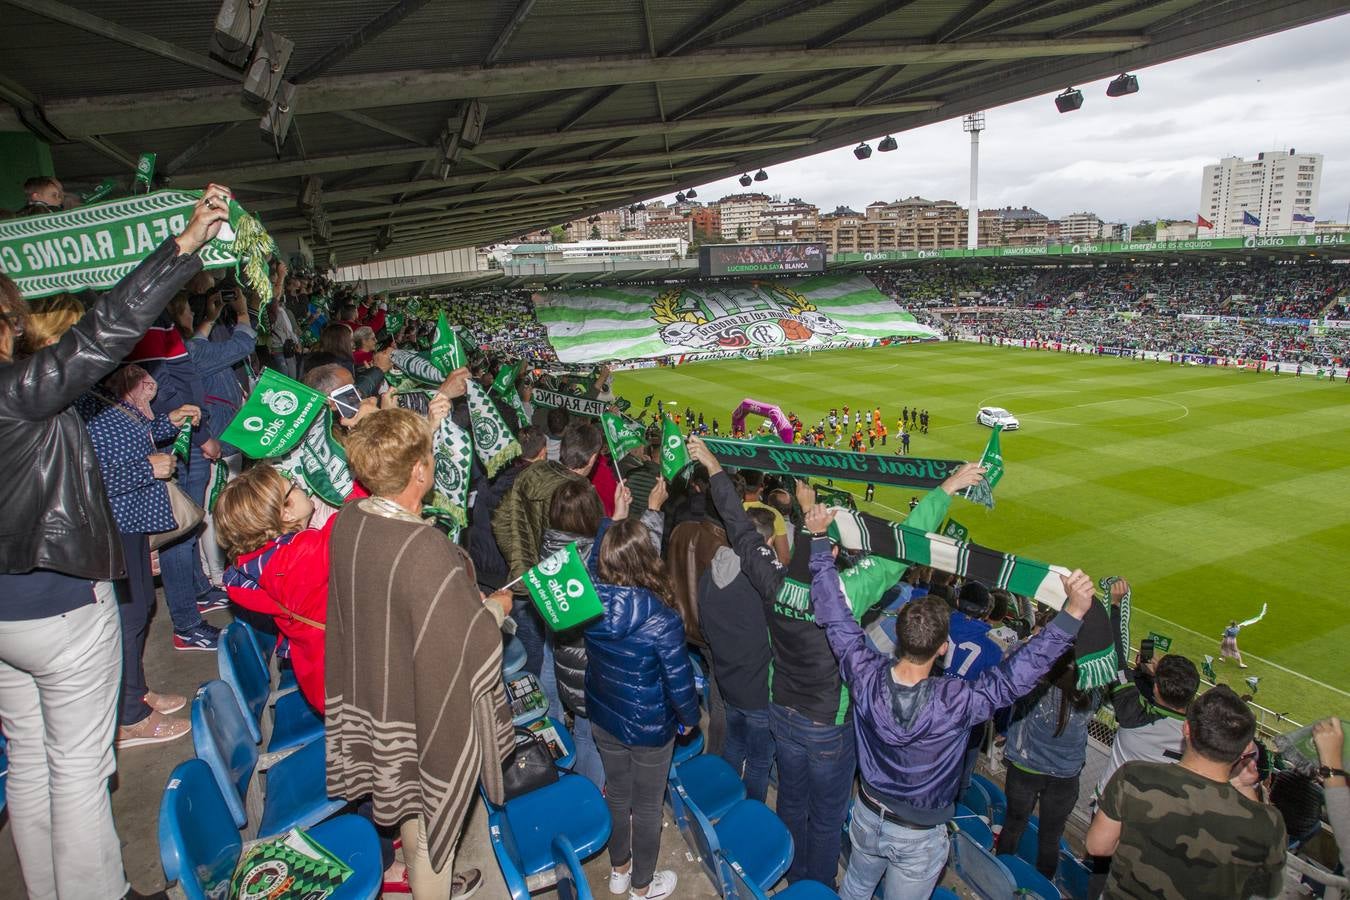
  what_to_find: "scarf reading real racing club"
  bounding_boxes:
[824,508,1119,689]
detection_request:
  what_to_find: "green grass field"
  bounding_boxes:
[613,341,1350,727]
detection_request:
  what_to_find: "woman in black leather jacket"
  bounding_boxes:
[0,186,231,900]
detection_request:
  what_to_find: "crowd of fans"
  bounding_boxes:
[868,261,1350,369]
[1,182,1348,900]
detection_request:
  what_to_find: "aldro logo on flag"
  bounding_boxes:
[650,281,844,351]
[243,387,299,434]
[522,543,603,631]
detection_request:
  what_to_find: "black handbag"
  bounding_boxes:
[501,726,559,800]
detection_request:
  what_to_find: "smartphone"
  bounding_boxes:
[219,287,238,304]
[1138,638,1155,664]
[330,384,362,420]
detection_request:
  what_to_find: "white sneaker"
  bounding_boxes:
[609,868,631,895]
[632,870,677,900]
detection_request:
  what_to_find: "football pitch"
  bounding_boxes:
[612,341,1350,728]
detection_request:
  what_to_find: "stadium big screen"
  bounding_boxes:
[699,242,826,277]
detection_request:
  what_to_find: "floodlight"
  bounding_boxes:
[1055,88,1084,113]
[878,135,897,152]
[739,174,752,187]
[1106,74,1139,97]
[753,169,768,182]
[853,142,872,160]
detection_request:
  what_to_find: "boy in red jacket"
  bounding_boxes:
[214,465,332,713]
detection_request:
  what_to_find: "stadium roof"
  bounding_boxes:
[3,0,1347,263]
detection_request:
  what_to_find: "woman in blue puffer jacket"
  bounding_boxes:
[585,484,699,900]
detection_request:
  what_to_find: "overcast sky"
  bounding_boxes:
[673,13,1350,226]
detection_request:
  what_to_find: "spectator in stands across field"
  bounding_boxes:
[0,187,228,900]
[215,465,330,713]
[325,408,515,899]
[995,638,1104,878]
[352,325,377,368]
[493,421,601,676]
[1095,651,1200,798]
[807,494,1097,900]
[1086,685,1286,899]
[585,491,698,900]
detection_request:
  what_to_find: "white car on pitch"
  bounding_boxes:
[977,406,1020,430]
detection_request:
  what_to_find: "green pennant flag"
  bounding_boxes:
[1202,655,1216,681]
[0,188,275,303]
[80,178,118,204]
[942,518,969,541]
[642,394,654,409]
[491,360,530,423]
[277,408,355,508]
[659,416,691,481]
[466,380,520,477]
[614,397,631,413]
[207,459,230,512]
[425,415,473,537]
[815,484,856,510]
[521,542,604,632]
[172,419,192,460]
[961,424,1004,509]
[221,368,327,459]
[601,411,645,460]
[228,828,353,900]
[385,312,405,335]
[427,311,466,374]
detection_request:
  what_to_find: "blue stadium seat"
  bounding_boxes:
[670,753,746,825]
[1056,853,1091,900]
[998,854,1061,899]
[960,778,993,823]
[234,617,299,693]
[159,758,381,900]
[931,888,960,900]
[0,734,7,814]
[218,621,322,753]
[970,773,1007,826]
[688,652,712,709]
[672,726,705,765]
[952,804,995,852]
[483,774,611,900]
[191,679,345,837]
[1017,817,1075,865]
[721,849,837,899]
[502,634,528,676]
[950,830,1017,900]
[550,834,594,900]
[668,781,792,895]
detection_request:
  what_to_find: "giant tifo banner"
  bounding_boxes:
[534,274,937,364]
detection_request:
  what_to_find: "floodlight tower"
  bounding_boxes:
[963,112,985,251]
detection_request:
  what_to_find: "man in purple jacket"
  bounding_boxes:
[804,503,1095,899]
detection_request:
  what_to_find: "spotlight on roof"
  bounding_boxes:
[753,169,768,182]
[675,192,686,202]
[685,188,697,199]
[739,173,753,187]
[877,135,898,153]
[1055,87,1084,113]
[1106,73,1139,97]
[853,142,872,160]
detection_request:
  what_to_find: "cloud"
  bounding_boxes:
[677,13,1350,227]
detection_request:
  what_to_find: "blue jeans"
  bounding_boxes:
[722,704,774,803]
[509,595,545,677]
[840,799,949,900]
[157,447,210,633]
[770,703,856,888]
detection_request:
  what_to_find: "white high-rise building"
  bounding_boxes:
[1199,149,1321,237]
[718,193,771,241]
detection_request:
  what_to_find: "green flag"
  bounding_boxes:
[521,542,604,632]
[942,518,969,541]
[425,415,473,538]
[614,397,631,413]
[207,459,230,512]
[961,424,1004,508]
[659,416,691,481]
[1202,655,1216,681]
[466,379,520,477]
[80,178,117,204]
[642,394,654,408]
[277,408,355,508]
[221,368,327,458]
[427,311,466,374]
[491,360,529,423]
[601,411,645,460]
[133,152,157,192]
[172,419,192,460]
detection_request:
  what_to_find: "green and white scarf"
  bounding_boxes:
[277,409,355,508]
[491,360,530,423]
[466,380,519,477]
[425,416,473,540]
[0,189,275,305]
[827,507,1118,689]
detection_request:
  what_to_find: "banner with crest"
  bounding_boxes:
[534,274,937,363]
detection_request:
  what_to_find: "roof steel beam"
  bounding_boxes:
[485,0,539,66]
[292,0,438,83]
[3,37,1149,135]
[807,0,925,48]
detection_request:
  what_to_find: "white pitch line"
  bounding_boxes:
[1129,607,1350,698]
